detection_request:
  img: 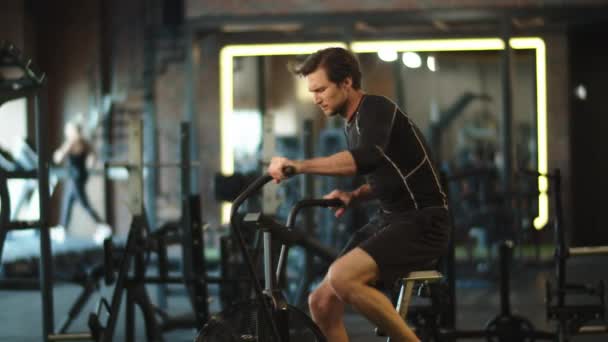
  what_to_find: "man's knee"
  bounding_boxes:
[327,249,379,303]
[327,271,355,303]
[309,284,337,318]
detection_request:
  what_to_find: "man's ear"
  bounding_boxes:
[341,77,353,89]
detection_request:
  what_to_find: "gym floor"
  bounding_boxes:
[1,256,607,341]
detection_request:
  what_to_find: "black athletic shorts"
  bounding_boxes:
[339,206,451,289]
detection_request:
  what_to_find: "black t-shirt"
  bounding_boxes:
[67,152,88,180]
[345,95,447,212]
[67,145,90,181]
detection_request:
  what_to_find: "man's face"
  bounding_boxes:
[306,67,350,117]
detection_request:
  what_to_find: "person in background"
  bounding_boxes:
[53,119,110,243]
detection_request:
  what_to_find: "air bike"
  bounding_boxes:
[196,167,342,341]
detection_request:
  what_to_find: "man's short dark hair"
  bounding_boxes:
[292,47,362,90]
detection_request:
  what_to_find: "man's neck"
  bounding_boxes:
[343,90,365,122]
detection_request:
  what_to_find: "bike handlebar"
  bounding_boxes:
[230,166,296,226]
[287,199,344,229]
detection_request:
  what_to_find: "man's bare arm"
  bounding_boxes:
[294,151,357,176]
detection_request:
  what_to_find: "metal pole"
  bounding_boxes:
[190,194,208,327]
[36,94,55,341]
[125,286,136,342]
[259,56,279,214]
[180,122,208,325]
[500,18,514,196]
[181,122,192,270]
[102,119,144,342]
[143,0,162,308]
[99,0,112,98]
[441,171,456,329]
[554,170,566,307]
[499,241,513,316]
[143,1,158,236]
[102,109,114,226]
[301,119,314,303]
[183,29,199,193]
[263,231,273,290]
[0,170,9,263]
[130,215,147,342]
[446,227,456,329]
[258,54,267,139]
[99,0,114,227]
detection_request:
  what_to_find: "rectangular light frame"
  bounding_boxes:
[219,37,548,229]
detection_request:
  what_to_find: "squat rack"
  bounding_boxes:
[0,40,54,341]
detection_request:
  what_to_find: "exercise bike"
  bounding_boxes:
[196,168,341,341]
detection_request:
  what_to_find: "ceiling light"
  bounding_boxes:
[574,84,587,100]
[402,52,421,68]
[427,56,436,72]
[377,48,398,62]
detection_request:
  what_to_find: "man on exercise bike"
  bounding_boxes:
[268,47,451,342]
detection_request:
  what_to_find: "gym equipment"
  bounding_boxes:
[427,92,492,160]
[84,119,245,341]
[177,123,208,328]
[88,213,163,342]
[376,271,444,341]
[0,119,235,341]
[196,168,341,341]
[56,263,105,334]
[0,43,48,262]
[106,121,208,324]
[0,168,9,244]
[444,165,541,274]
[0,40,46,106]
[214,172,258,202]
[281,198,339,308]
[8,140,61,222]
[0,146,20,171]
[399,171,555,341]
[409,241,555,341]
[395,272,444,329]
[0,123,205,339]
[0,40,56,341]
[540,169,608,341]
[84,120,208,341]
[40,119,150,342]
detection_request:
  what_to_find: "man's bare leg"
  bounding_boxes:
[309,278,348,342]
[327,248,420,342]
